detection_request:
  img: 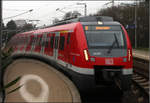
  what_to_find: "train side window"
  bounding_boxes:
[59,36,65,50]
[35,37,39,46]
[67,33,71,44]
[38,36,42,46]
[54,36,59,49]
[50,36,54,48]
[41,37,45,47]
[31,37,34,45]
[45,37,50,48]
[25,37,28,45]
[32,37,36,46]
[29,36,33,45]
[28,37,31,45]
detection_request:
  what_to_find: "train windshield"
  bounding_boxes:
[84,25,127,49]
[83,25,127,57]
[85,31,126,49]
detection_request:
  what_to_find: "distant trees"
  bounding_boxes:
[52,11,81,24]
[63,11,81,20]
[21,23,34,31]
[72,11,81,18]
[92,1,149,48]
[2,22,6,44]
[5,20,17,41]
[6,20,17,30]
[2,23,5,30]
[52,18,59,24]
[63,11,72,20]
[4,20,35,42]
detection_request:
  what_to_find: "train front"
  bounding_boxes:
[80,17,133,91]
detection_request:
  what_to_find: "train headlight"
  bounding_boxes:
[98,21,103,25]
[84,49,89,61]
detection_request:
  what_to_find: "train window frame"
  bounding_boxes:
[59,36,65,50]
[54,36,59,49]
[32,36,37,46]
[45,36,50,48]
[83,25,127,49]
[85,30,126,49]
[38,36,43,46]
[35,36,39,46]
[41,36,45,47]
[67,33,71,44]
[50,36,54,49]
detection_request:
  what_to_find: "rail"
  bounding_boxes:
[131,51,149,103]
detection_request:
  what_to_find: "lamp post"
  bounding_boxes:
[134,0,137,48]
[0,0,2,101]
[76,3,87,16]
[104,0,114,7]
[121,1,138,48]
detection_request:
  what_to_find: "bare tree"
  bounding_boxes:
[52,18,59,24]
[63,11,81,20]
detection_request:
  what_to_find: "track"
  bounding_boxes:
[3,59,81,102]
[131,57,149,103]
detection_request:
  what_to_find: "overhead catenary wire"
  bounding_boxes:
[3,8,28,11]
[3,9,33,20]
[37,3,77,23]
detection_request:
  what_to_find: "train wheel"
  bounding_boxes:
[3,59,81,103]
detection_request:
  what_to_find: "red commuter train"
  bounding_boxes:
[8,16,133,91]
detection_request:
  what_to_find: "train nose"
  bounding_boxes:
[90,57,127,66]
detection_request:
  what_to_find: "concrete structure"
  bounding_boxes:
[14,20,27,27]
[4,59,81,102]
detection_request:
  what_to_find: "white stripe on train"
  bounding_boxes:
[12,51,132,75]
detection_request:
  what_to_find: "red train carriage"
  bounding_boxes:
[9,16,133,91]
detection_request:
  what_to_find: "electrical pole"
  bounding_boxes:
[135,0,137,48]
[85,4,87,16]
[112,0,114,7]
[0,0,2,74]
[77,3,87,16]
[0,0,2,101]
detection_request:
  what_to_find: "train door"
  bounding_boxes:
[19,36,25,51]
[66,32,72,65]
[34,34,42,53]
[23,35,28,53]
[31,35,37,53]
[17,36,22,52]
[53,32,60,60]
[40,33,47,54]
[25,35,33,52]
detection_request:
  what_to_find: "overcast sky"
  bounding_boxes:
[2,1,135,27]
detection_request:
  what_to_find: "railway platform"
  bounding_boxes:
[132,49,149,61]
[132,49,149,103]
[3,59,81,102]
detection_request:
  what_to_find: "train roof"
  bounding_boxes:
[33,22,77,34]
[81,21,121,26]
[45,16,115,28]
[16,16,121,36]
